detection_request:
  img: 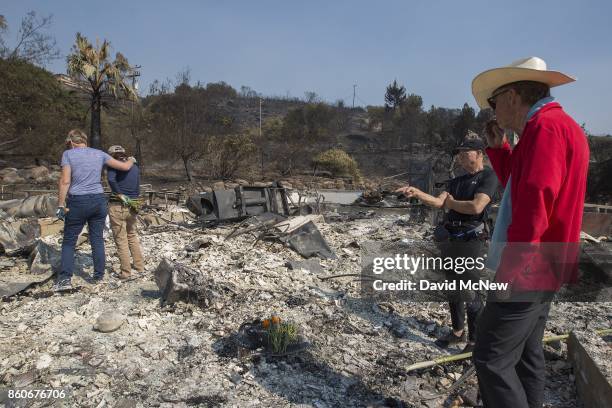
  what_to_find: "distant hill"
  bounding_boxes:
[2,59,610,203]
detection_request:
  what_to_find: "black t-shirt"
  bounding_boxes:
[446,167,499,223]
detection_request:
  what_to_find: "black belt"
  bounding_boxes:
[445,220,481,227]
[444,222,484,240]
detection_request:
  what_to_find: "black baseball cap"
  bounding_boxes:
[453,138,486,155]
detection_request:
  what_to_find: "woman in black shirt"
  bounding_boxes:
[396,137,498,352]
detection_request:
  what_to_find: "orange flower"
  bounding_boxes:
[262,319,270,329]
[271,315,281,325]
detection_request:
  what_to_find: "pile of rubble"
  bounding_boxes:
[0,191,609,407]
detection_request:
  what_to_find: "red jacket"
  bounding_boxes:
[486,102,589,291]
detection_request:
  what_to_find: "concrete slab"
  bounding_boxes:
[568,330,612,408]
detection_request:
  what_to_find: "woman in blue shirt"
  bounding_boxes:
[54,129,135,291]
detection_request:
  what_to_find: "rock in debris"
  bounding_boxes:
[153,258,235,305]
[94,312,126,333]
[0,167,18,177]
[0,168,25,184]
[35,353,53,370]
[22,166,50,181]
[184,237,212,252]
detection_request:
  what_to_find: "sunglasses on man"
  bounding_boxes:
[487,88,511,110]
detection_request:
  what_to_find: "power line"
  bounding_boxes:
[356,95,369,106]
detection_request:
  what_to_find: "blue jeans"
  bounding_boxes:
[59,194,107,281]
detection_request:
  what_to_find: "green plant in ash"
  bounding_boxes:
[262,316,298,354]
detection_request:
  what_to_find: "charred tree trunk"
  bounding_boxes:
[90,93,102,149]
[135,137,143,174]
[182,155,193,181]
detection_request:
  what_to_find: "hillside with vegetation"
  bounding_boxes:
[0,11,610,202]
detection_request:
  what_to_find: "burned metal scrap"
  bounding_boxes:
[276,217,337,259]
[0,194,58,218]
[354,190,411,208]
[224,214,337,260]
[0,219,41,256]
[186,184,290,223]
[0,271,54,299]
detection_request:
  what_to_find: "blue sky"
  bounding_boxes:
[4,0,612,134]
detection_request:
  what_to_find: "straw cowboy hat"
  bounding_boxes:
[471,56,576,109]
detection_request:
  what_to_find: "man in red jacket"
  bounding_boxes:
[470,57,589,408]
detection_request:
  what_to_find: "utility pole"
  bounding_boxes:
[352,84,357,109]
[128,65,142,90]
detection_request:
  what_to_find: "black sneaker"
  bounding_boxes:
[53,279,73,292]
[435,331,466,348]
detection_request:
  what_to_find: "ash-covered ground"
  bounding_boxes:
[1,207,610,407]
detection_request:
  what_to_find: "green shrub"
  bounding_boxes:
[313,149,362,182]
[0,58,83,158]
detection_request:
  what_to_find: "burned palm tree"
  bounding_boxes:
[67,33,136,149]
